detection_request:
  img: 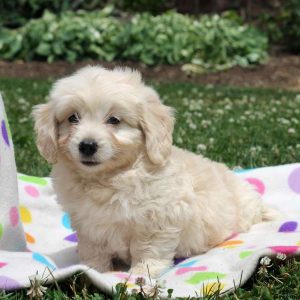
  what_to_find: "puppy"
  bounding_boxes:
[33,66,276,277]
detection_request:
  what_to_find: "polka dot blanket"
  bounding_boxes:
[1,94,300,297]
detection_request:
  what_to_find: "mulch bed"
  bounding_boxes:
[1,54,300,90]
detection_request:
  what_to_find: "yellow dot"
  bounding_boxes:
[202,282,225,295]
[19,206,32,223]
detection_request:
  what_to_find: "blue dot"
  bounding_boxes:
[177,259,198,267]
[234,168,256,174]
[62,213,72,230]
[32,253,55,269]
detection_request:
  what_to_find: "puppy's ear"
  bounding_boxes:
[139,87,175,165]
[32,103,58,164]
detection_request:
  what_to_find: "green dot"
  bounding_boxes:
[186,272,226,285]
[0,224,3,239]
[239,250,254,259]
[18,175,48,186]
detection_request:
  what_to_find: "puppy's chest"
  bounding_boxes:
[73,192,132,250]
[85,171,164,209]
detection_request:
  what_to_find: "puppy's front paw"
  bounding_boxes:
[130,259,171,278]
[82,257,112,273]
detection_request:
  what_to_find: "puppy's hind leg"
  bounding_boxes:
[262,204,282,221]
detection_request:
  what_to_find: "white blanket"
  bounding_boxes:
[1,93,300,297]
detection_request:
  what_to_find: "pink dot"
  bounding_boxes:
[270,246,299,254]
[225,232,239,240]
[0,262,7,268]
[115,273,130,280]
[24,185,39,198]
[9,207,19,227]
[245,177,265,195]
[176,266,207,275]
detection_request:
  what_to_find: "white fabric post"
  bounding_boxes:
[0,94,26,252]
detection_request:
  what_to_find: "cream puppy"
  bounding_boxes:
[33,66,276,277]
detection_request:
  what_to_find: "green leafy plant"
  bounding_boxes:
[0,0,172,28]
[0,8,125,62]
[187,14,268,72]
[280,0,300,52]
[256,0,300,53]
[0,9,268,71]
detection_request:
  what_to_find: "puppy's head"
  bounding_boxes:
[32,66,175,173]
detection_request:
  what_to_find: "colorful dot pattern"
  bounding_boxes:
[245,177,265,195]
[279,221,298,232]
[19,206,32,223]
[1,119,9,146]
[0,276,21,290]
[0,98,27,257]
[62,213,72,230]
[9,207,19,227]
[24,185,40,198]
[32,253,55,270]
[288,167,300,194]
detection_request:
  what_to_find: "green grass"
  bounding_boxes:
[0,77,300,299]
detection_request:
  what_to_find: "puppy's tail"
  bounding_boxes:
[262,204,283,221]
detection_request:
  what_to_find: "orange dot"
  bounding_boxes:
[25,232,35,244]
[217,240,244,248]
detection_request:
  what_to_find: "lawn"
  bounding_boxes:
[1,77,300,299]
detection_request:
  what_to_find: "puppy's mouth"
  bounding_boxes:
[81,161,101,167]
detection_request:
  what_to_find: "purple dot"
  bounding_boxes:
[1,120,9,146]
[288,167,300,194]
[279,221,298,232]
[64,232,78,243]
[0,276,21,290]
[174,257,187,265]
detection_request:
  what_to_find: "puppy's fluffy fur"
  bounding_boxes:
[33,66,276,277]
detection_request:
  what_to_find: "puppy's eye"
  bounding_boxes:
[106,116,120,125]
[68,113,80,124]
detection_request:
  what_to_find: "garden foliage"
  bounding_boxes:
[0,0,173,28]
[258,0,300,53]
[0,8,268,71]
[280,0,300,53]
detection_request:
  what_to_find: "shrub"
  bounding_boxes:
[0,9,268,71]
[280,0,300,53]
[0,8,125,62]
[0,0,74,28]
[123,11,268,69]
[257,0,300,53]
[116,0,174,13]
[189,14,268,72]
[0,0,172,28]
[122,12,198,65]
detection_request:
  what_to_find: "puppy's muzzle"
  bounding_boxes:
[79,139,98,156]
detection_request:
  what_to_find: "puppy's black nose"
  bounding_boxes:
[79,139,98,156]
